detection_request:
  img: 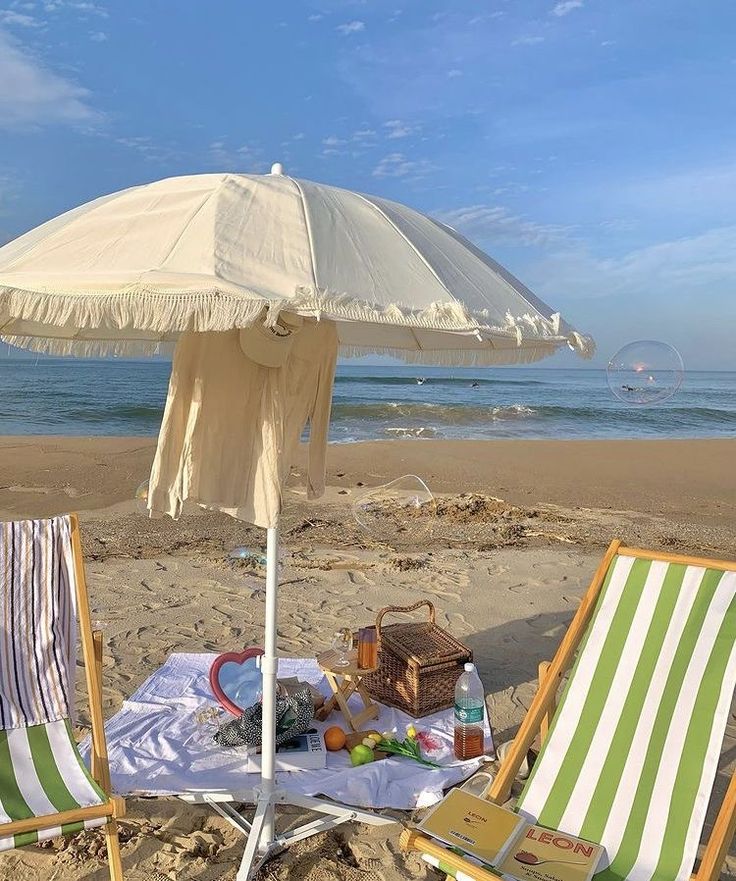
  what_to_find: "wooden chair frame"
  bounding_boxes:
[402,541,736,881]
[0,513,125,880]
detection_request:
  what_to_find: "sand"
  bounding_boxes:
[0,437,734,880]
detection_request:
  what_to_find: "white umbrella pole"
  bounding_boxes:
[259,524,279,848]
[216,521,396,880]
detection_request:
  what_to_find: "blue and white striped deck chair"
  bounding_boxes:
[0,514,125,879]
[403,541,736,881]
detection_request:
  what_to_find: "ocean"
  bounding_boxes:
[0,358,734,441]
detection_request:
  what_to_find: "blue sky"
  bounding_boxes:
[0,0,735,368]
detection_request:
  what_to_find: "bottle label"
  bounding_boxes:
[454,704,484,724]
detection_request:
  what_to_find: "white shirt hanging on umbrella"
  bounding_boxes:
[147,315,338,529]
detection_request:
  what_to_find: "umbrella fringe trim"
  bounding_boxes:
[1,335,587,365]
[338,343,564,366]
[0,286,267,335]
[0,334,176,358]
[0,284,595,359]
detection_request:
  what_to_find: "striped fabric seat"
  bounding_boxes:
[0,515,114,858]
[517,555,736,881]
[0,719,106,850]
[0,517,78,729]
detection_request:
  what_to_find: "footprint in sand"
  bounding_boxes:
[3,484,51,494]
[446,611,469,634]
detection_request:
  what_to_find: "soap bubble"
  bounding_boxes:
[607,340,684,405]
[135,480,149,511]
[228,547,267,566]
[352,475,437,547]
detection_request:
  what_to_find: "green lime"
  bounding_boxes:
[350,744,374,766]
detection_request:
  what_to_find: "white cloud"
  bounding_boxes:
[114,135,180,164]
[512,35,545,46]
[352,126,376,142]
[0,169,22,220]
[522,225,736,366]
[89,30,107,41]
[321,135,349,157]
[447,68,462,78]
[43,1,108,16]
[307,13,323,21]
[384,118,414,139]
[598,218,639,234]
[593,159,736,228]
[551,0,584,16]
[0,11,42,27]
[470,12,504,24]
[438,204,568,247]
[336,20,365,35]
[208,140,265,171]
[0,28,97,129]
[372,152,435,179]
[529,225,736,303]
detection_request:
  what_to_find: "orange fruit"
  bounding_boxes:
[324,726,347,751]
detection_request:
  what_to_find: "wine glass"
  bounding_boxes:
[194,702,227,745]
[331,628,353,667]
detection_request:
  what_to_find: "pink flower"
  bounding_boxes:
[416,731,442,753]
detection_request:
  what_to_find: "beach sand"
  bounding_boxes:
[0,437,734,880]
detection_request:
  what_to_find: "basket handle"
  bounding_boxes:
[374,600,436,651]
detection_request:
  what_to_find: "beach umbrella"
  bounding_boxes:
[0,165,593,878]
[0,165,592,362]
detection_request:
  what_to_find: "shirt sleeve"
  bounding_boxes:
[146,332,198,518]
[305,322,338,500]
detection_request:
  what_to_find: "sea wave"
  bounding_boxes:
[2,360,733,439]
[335,374,545,387]
[67,404,164,424]
[383,426,439,438]
[527,404,736,426]
[331,401,538,425]
[331,401,736,429]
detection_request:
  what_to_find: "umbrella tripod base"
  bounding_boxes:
[196,789,396,880]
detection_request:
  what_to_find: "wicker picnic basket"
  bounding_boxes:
[362,600,472,717]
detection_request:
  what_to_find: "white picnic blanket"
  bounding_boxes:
[88,653,494,810]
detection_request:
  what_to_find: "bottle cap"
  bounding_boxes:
[464,662,474,673]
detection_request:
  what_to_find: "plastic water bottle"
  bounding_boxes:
[454,662,485,760]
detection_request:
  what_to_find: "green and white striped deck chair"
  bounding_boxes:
[0,514,125,879]
[402,542,736,881]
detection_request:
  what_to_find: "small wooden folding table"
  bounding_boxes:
[315,650,379,731]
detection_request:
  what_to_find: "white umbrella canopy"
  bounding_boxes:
[0,164,593,363]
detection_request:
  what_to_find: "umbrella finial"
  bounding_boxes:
[270,162,285,176]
